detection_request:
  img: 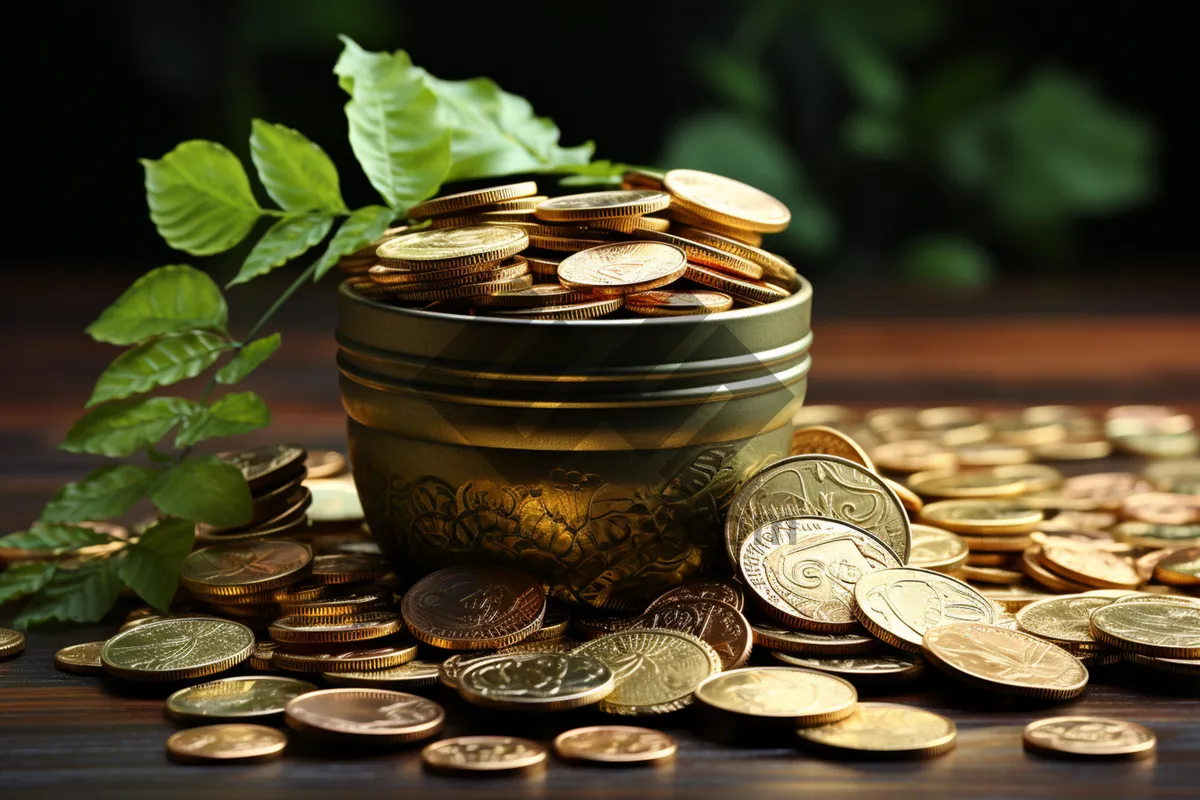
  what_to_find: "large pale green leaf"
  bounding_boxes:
[0,562,57,605]
[39,465,160,523]
[175,391,270,447]
[87,331,231,407]
[119,518,194,611]
[313,205,395,280]
[0,523,112,553]
[14,557,125,628]
[141,141,263,255]
[250,119,348,213]
[149,456,252,526]
[62,397,195,458]
[229,214,334,287]
[86,265,228,345]
[334,37,451,210]
[216,334,281,384]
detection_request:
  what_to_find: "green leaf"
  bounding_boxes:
[216,334,281,384]
[842,112,906,159]
[334,36,451,210]
[119,518,195,611]
[62,397,195,457]
[900,234,994,287]
[14,557,125,628]
[0,523,112,553]
[229,214,334,287]
[313,205,395,280]
[249,119,348,213]
[0,562,57,605]
[419,70,594,183]
[149,456,252,526]
[87,331,231,407]
[86,264,228,346]
[39,465,159,524]
[141,140,263,256]
[175,391,270,447]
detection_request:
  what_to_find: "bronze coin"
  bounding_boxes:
[1061,473,1156,511]
[1121,492,1200,525]
[421,736,547,775]
[286,688,445,744]
[791,426,874,470]
[268,612,404,645]
[646,579,745,612]
[218,444,307,492]
[574,599,751,670]
[401,566,546,650]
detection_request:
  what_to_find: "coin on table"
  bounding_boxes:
[979,584,1054,612]
[1061,473,1156,511]
[323,660,443,688]
[535,189,670,221]
[571,629,721,715]
[908,524,969,573]
[751,622,878,656]
[1120,652,1200,677]
[438,639,579,690]
[663,169,791,232]
[869,440,956,473]
[54,641,105,674]
[102,618,254,681]
[179,540,313,598]
[218,444,307,492]
[1106,404,1194,436]
[796,702,957,759]
[304,450,347,479]
[1152,547,1200,586]
[725,454,911,567]
[921,622,1088,699]
[0,628,24,659]
[310,553,389,585]
[166,724,287,764]
[553,726,677,765]
[740,518,901,632]
[268,611,404,645]
[1015,595,1111,655]
[272,641,420,673]
[954,442,1032,467]
[624,289,734,316]
[693,667,858,725]
[772,652,924,685]
[852,567,997,653]
[422,736,547,775]
[908,469,1027,499]
[1122,492,1200,525]
[1090,601,1200,658]
[646,578,745,612]
[576,599,752,670]
[791,426,874,470]
[402,565,545,650]
[533,600,571,640]
[407,182,538,218]
[304,479,364,526]
[1023,717,1156,759]
[1115,431,1200,459]
[1021,547,1093,593]
[556,241,687,296]
[1037,541,1141,590]
[918,499,1044,535]
[457,652,614,712]
[959,534,1033,553]
[285,688,444,744]
[280,588,390,620]
[1113,521,1200,549]
[377,225,528,269]
[961,565,1025,585]
[166,675,317,723]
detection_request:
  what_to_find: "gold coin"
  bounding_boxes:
[993,463,1063,493]
[166,724,287,764]
[523,252,562,275]
[527,233,613,252]
[852,567,997,653]
[918,499,1044,534]
[368,257,510,286]
[1107,593,1200,610]
[248,641,277,671]
[421,736,547,775]
[1035,437,1114,461]
[427,209,537,228]
[885,478,924,515]
[740,518,901,632]
[1015,595,1111,654]
[1105,404,1194,437]
[438,640,579,689]
[377,225,528,269]
[197,496,311,543]
[683,263,790,305]
[553,726,677,765]
[570,629,721,715]
[646,578,745,612]
[557,242,687,296]
[1145,459,1200,491]
[986,412,1067,446]
[179,540,313,598]
[669,224,797,284]
[304,450,347,479]
[1062,473,1156,511]
[1121,652,1200,677]
[693,667,857,725]
[531,601,571,641]
[388,272,534,303]
[0,628,26,659]
[166,675,317,723]
[323,659,442,688]
[272,641,420,673]
[1021,547,1093,592]
[790,425,874,470]
[750,622,877,656]
[286,688,444,744]
[217,444,306,492]
[622,168,666,190]
[310,553,388,585]
[1090,601,1200,658]
[1038,541,1141,590]
[457,652,614,712]
[870,440,957,473]
[794,405,859,428]
[908,469,1027,499]
[54,641,105,674]
[725,454,912,567]
[624,289,734,316]
[269,612,403,645]
[796,702,957,759]
[1023,716,1156,759]
[630,229,764,279]
[954,442,1033,467]
[401,565,546,650]
[959,534,1033,552]
[979,584,1054,611]
[664,203,766,243]
[1112,521,1200,549]
[922,622,1088,699]
[1153,547,1200,585]
[535,189,670,221]
[589,215,673,233]
[960,565,1025,585]
[1041,510,1116,534]
[102,618,255,681]
[492,298,623,320]
[908,524,969,573]
[378,258,529,294]
[663,169,791,232]
[575,599,751,670]
[472,283,597,308]
[281,589,390,620]
[407,181,538,219]
[772,652,924,685]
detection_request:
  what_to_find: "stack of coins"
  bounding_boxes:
[198,445,311,544]
[350,171,801,319]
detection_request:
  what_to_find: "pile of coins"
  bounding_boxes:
[342,171,801,320]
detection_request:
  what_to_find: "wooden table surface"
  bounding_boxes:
[3,273,1199,798]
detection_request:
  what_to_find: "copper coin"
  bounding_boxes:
[1038,541,1142,590]
[574,599,751,670]
[268,612,404,645]
[1121,492,1200,525]
[1061,473,1156,511]
[166,724,287,764]
[553,726,677,765]
[557,242,687,296]
[310,553,389,585]
[791,426,874,470]
[624,289,733,316]
[646,578,745,612]
[401,566,546,650]
[218,444,307,491]
[285,688,444,744]
[422,736,547,775]
[1023,716,1156,759]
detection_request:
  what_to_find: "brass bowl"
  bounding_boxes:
[337,277,813,610]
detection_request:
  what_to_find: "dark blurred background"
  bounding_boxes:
[5,0,1196,289]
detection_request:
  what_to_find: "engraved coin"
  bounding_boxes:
[693,667,858,725]
[726,454,911,568]
[407,182,539,219]
[624,289,734,316]
[421,736,547,775]
[323,660,442,688]
[310,553,389,585]
[740,518,901,632]
[852,567,996,653]
[1090,601,1200,658]
[921,623,1088,699]
[646,578,745,612]
[102,618,255,681]
[166,724,287,764]
[869,440,956,473]
[285,688,444,744]
[663,169,791,232]
[1153,547,1200,586]
[1023,716,1156,759]
[279,588,389,620]
[54,641,105,674]
[179,540,313,598]
[272,642,420,673]
[553,726,677,765]
[791,426,874,470]
[217,444,306,491]
[304,450,347,479]
[166,676,317,723]
[750,622,878,656]
[268,612,404,645]
[1122,492,1200,525]
[908,524,969,573]
[457,652,614,711]
[401,566,546,650]
[439,639,580,689]
[908,470,1027,499]
[575,599,752,670]
[1038,541,1141,590]
[557,242,687,296]
[535,189,670,221]
[772,652,925,685]
[376,225,528,268]
[304,479,364,525]
[0,628,25,659]
[1015,595,1111,653]
[797,702,957,758]
[1062,473,1156,511]
[918,500,1043,535]
[571,629,721,715]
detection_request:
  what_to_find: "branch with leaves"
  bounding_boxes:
[0,35,618,628]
